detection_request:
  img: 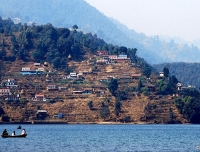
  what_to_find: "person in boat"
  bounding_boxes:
[2,129,9,136]
[21,129,26,135]
[12,131,15,136]
[17,125,21,129]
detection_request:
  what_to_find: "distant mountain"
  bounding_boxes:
[110,18,200,63]
[0,0,200,64]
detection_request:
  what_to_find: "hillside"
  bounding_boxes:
[0,0,200,64]
[1,19,200,124]
[153,62,200,89]
[0,52,188,124]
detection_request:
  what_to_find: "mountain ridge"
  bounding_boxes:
[1,0,200,64]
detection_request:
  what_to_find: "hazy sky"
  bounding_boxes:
[84,0,200,42]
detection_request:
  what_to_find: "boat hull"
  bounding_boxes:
[1,134,27,138]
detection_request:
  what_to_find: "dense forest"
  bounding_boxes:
[0,0,200,64]
[0,17,144,71]
[153,62,200,89]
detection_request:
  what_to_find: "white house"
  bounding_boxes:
[159,72,164,77]
[22,67,31,71]
[0,88,11,96]
[37,68,45,72]
[34,63,41,66]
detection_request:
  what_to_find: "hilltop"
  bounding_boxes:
[0,0,200,64]
[1,18,200,124]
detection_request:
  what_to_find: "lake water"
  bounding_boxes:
[1,124,200,152]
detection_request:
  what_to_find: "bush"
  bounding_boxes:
[100,106,110,120]
[0,107,5,116]
[88,101,93,110]
[141,87,149,96]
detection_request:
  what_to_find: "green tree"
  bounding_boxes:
[127,48,137,63]
[163,67,169,78]
[142,65,151,78]
[119,46,127,54]
[100,106,110,120]
[52,57,61,68]
[0,48,6,60]
[72,25,78,31]
[32,49,43,61]
[115,101,122,116]
[137,79,143,91]
[88,101,93,110]
[0,107,5,116]
[108,78,118,95]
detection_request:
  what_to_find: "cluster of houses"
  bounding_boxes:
[20,63,47,75]
[96,50,130,64]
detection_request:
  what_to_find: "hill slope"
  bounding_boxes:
[153,62,200,89]
[0,0,200,64]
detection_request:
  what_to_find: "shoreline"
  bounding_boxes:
[0,121,187,125]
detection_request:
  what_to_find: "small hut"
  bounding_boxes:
[44,62,48,67]
[68,54,72,60]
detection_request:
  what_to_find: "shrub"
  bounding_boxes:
[88,101,93,110]
[100,106,110,120]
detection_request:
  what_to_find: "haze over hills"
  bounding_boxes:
[0,0,200,64]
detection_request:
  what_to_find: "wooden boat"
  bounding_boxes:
[1,134,27,138]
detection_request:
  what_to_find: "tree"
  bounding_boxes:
[32,49,43,61]
[52,57,61,68]
[127,48,137,63]
[142,65,151,78]
[137,79,143,91]
[163,67,169,78]
[100,106,110,120]
[0,48,6,60]
[0,107,5,116]
[88,101,93,110]
[108,78,118,95]
[72,25,78,31]
[119,46,127,54]
[17,49,26,60]
[115,101,122,116]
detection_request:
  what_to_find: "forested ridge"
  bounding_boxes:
[0,17,141,71]
[153,62,200,89]
[0,0,200,64]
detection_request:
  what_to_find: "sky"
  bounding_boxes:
[84,0,200,42]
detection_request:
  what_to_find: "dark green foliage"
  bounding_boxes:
[137,79,142,91]
[115,90,128,100]
[32,49,43,61]
[115,101,122,116]
[124,116,131,123]
[142,65,152,78]
[175,89,200,123]
[105,98,110,104]
[175,97,196,122]
[163,67,169,78]
[156,75,178,95]
[0,107,5,116]
[141,87,149,96]
[108,78,118,95]
[88,101,93,110]
[153,62,200,89]
[0,48,6,60]
[168,108,175,123]
[17,49,26,60]
[119,46,127,54]
[72,25,78,31]
[127,48,137,63]
[100,105,110,120]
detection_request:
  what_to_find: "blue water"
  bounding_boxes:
[1,124,200,152]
